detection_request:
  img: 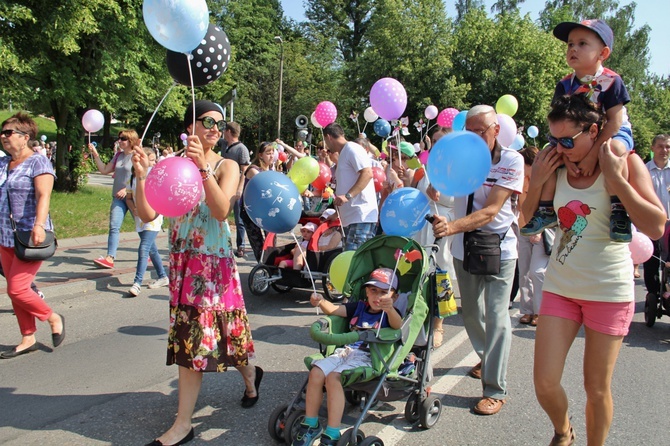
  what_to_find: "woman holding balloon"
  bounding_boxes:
[132,101,261,446]
[240,141,276,262]
[89,129,139,269]
[528,95,664,445]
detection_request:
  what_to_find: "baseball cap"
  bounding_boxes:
[364,267,399,291]
[302,222,317,233]
[553,19,614,50]
[399,141,416,158]
[320,209,336,220]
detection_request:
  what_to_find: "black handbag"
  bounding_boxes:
[462,193,509,275]
[5,163,57,261]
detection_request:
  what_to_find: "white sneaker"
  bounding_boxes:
[148,277,169,289]
[128,283,141,296]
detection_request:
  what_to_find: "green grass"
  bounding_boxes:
[0,110,58,142]
[50,185,136,239]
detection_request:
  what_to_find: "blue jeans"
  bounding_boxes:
[133,230,167,285]
[234,199,246,250]
[343,222,377,251]
[107,197,130,258]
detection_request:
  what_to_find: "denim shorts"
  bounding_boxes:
[613,126,634,151]
[343,223,377,251]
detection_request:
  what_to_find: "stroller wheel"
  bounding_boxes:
[337,427,366,446]
[359,436,384,446]
[419,394,442,429]
[404,393,420,424]
[248,265,272,296]
[283,409,306,444]
[344,390,363,406]
[267,404,289,443]
[644,292,658,327]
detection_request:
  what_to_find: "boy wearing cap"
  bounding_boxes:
[293,268,404,446]
[521,19,633,243]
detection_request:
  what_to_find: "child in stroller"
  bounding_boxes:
[293,268,405,446]
[278,222,318,270]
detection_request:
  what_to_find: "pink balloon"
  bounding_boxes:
[629,231,654,264]
[145,157,203,218]
[418,150,430,165]
[437,108,459,128]
[314,101,337,127]
[369,78,407,121]
[82,109,105,133]
[496,113,517,147]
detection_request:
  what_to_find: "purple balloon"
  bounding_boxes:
[369,78,407,121]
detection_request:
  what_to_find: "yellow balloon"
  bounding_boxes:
[328,251,355,292]
[296,182,309,194]
[496,94,518,117]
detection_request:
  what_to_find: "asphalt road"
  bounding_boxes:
[0,254,669,445]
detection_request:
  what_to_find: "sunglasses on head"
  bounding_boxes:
[546,125,592,149]
[197,116,226,131]
[1,129,27,137]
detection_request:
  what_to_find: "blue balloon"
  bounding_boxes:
[143,0,209,53]
[373,119,391,138]
[426,131,491,197]
[527,125,539,138]
[243,171,302,234]
[451,110,467,131]
[380,187,431,237]
[510,134,525,150]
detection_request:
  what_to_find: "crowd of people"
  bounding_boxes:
[1,18,668,446]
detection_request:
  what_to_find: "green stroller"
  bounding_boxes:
[268,235,443,446]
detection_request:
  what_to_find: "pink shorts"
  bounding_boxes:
[540,291,635,336]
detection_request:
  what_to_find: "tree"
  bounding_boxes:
[491,0,525,15]
[454,0,484,23]
[0,0,172,191]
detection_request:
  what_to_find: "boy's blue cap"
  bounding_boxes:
[553,19,614,51]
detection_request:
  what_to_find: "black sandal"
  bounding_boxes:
[241,366,263,408]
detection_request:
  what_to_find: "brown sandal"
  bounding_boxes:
[519,314,532,324]
[549,425,575,446]
[434,327,444,348]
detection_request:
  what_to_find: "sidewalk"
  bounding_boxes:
[0,232,172,301]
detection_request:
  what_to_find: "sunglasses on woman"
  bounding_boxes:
[546,126,591,149]
[118,136,129,142]
[196,116,226,131]
[1,129,27,137]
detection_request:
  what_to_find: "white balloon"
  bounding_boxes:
[424,105,438,120]
[496,114,517,147]
[82,109,105,133]
[413,143,421,153]
[363,107,378,123]
[527,125,539,138]
[510,134,525,150]
[311,112,322,129]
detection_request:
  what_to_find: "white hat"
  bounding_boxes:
[302,222,318,233]
[320,209,337,220]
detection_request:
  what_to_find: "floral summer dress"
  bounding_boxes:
[166,165,254,372]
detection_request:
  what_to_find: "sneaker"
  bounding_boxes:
[610,205,632,242]
[234,247,245,258]
[520,209,557,236]
[37,291,45,300]
[93,256,114,269]
[292,422,323,446]
[148,277,169,289]
[128,283,141,297]
[318,434,339,446]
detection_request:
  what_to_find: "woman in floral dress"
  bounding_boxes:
[132,101,262,446]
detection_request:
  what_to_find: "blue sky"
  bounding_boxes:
[279,0,668,77]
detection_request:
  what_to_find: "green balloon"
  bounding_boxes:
[328,251,355,293]
[288,156,320,185]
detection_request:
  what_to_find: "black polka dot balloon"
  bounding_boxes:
[166,23,231,87]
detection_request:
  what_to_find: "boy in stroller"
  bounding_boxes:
[293,267,405,446]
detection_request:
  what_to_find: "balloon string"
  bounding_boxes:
[426,122,438,134]
[334,206,346,241]
[291,231,319,313]
[377,251,403,338]
[362,121,368,134]
[139,82,177,146]
[187,52,196,137]
[87,132,91,147]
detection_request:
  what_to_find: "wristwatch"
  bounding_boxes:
[345,192,352,200]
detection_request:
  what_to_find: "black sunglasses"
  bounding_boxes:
[118,136,129,142]
[1,129,27,138]
[197,116,226,131]
[546,125,592,149]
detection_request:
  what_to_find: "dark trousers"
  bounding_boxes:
[643,222,670,295]
[234,199,246,250]
[240,205,265,262]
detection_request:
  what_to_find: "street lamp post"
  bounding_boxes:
[274,36,284,139]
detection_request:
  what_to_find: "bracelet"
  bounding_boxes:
[137,175,147,181]
[34,222,46,229]
[199,163,213,181]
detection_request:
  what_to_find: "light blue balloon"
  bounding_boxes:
[373,119,391,138]
[451,110,467,131]
[40,135,47,142]
[380,187,431,237]
[527,125,539,138]
[143,0,209,53]
[426,131,491,197]
[510,134,525,150]
[243,171,302,234]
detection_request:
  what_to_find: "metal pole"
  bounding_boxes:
[275,36,284,139]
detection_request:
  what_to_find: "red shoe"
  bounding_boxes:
[93,257,114,269]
